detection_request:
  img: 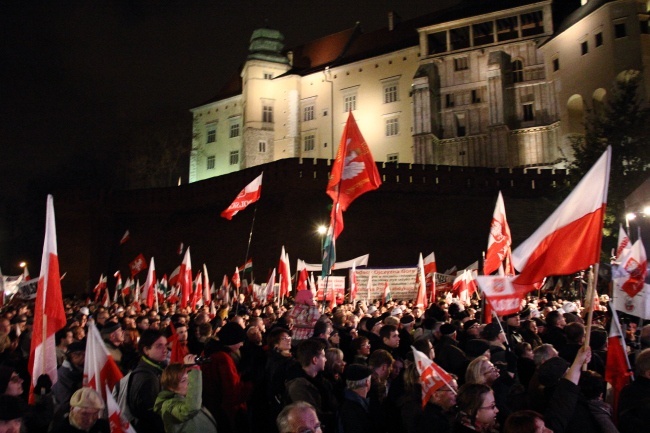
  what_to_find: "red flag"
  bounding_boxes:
[476,276,525,316]
[512,147,610,285]
[84,322,123,402]
[119,230,130,245]
[279,246,291,298]
[453,269,478,305]
[106,385,138,433]
[326,111,382,212]
[415,253,428,309]
[484,192,512,275]
[179,248,192,309]
[605,307,632,416]
[616,224,631,259]
[265,269,276,301]
[297,263,309,292]
[168,265,180,287]
[168,322,189,364]
[619,239,648,298]
[232,267,241,289]
[202,264,211,305]
[191,271,202,311]
[93,275,107,303]
[143,257,156,308]
[28,195,67,404]
[413,347,454,407]
[129,254,148,277]
[221,172,263,220]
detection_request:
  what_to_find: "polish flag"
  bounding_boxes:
[512,147,611,285]
[84,322,123,403]
[119,230,130,245]
[424,252,437,303]
[279,246,291,298]
[191,271,202,311]
[618,239,648,298]
[106,385,137,433]
[265,268,276,301]
[326,111,382,212]
[113,271,122,303]
[297,263,309,292]
[453,269,478,305]
[179,248,192,309]
[476,276,525,316]
[349,262,358,303]
[169,265,180,287]
[415,253,428,309]
[142,257,156,308]
[616,224,631,259]
[221,172,263,220]
[129,254,147,277]
[605,305,632,416]
[412,347,455,408]
[232,267,241,289]
[202,264,211,305]
[484,192,512,275]
[28,195,67,404]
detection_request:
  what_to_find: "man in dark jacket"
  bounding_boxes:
[338,364,372,433]
[128,330,167,433]
[618,348,650,433]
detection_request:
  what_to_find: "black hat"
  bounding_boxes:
[0,366,15,394]
[400,314,415,325]
[503,312,519,320]
[366,317,382,330]
[100,323,121,337]
[66,340,87,354]
[463,319,480,331]
[481,322,502,341]
[519,306,531,319]
[533,317,546,327]
[440,323,456,336]
[11,314,27,324]
[345,364,372,381]
[538,357,570,386]
[218,322,247,346]
[464,339,491,358]
[0,395,23,420]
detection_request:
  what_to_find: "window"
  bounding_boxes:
[229,151,239,165]
[595,32,603,47]
[450,26,470,50]
[229,123,240,138]
[206,127,216,143]
[472,21,494,46]
[641,19,649,34]
[445,94,454,108]
[454,57,469,71]
[206,156,215,170]
[521,10,544,37]
[615,22,627,38]
[496,16,518,42]
[344,94,356,112]
[523,104,534,121]
[553,58,560,72]
[303,105,315,121]
[264,73,273,80]
[258,141,266,153]
[387,153,399,164]
[386,118,399,136]
[471,89,481,104]
[581,41,589,55]
[455,113,466,137]
[262,105,273,123]
[512,60,524,83]
[384,84,398,103]
[304,135,315,151]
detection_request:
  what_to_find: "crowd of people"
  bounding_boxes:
[0,288,648,433]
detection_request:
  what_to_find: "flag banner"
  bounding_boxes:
[128,254,148,277]
[0,274,24,297]
[28,195,67,404]
[415,253,428,308]
[354,268,420,300]
[424,252,437,278]
[316,277,346,302]
[616,224,631,260]
[179,248,192,309]
[453,270,478,305]
[298,254,370,272]
[106,385,137,433]
[484,191,512,275]
[232,267,241,289]
[14,279,39,300]
[412,347,454,407]
[326,112,382,211]
[84,322,123,403]
[221,172,263,220]
[605,303,633,416]
[612,262,650,320]
[616,239,648,298]
[434,273,456,292]
[238,259,253,272]
[512,147,611,285]
[143,258,156,308]
[119,230,130,245]
[476,276,525,316]
[279,246,291,298]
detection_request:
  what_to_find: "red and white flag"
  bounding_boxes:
[142,257,156,308]
[28,195,67,404]
[179,248,192,309]
[202,264,211,305]
[616,224,631,259]
[297,262,309,292]
[476,276,525,316]
[512,147,611,285]
[191,271,202,311]
[106,385,137,433]
[232,267,241,289]
[484,192,512,275]
[612,239,650,318]
[605,305,632,415]
[412,347,454,407]
[453,269,478,305]
[221,172,263,220]
[84,322,123,403]
[129,254,148,277]
[619,239,648,298]
[119,230,130,245]
[279,246,291,298]
[349,262,358,303]
[383,281,391,305]
[265,268,276,301]
[415,253,428,309]
[326,111,382,212]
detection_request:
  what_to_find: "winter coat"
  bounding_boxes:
[129,356,166,433]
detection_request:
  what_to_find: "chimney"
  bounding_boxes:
[388,11,402,31]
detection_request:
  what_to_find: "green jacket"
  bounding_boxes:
[154,369,218,433]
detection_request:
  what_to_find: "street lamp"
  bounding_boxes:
[316,225,327,257]
[19,262,26,269]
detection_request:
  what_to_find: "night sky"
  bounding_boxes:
[0,1,459,273]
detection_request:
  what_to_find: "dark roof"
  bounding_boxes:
[543,0,615,46]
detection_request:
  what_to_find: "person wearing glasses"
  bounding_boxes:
[276,402,322,433]
[454,383,500,433]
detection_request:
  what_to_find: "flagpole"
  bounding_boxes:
[242,203,259,288]
[582,264,598,370]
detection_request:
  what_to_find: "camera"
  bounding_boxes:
[194,356,211,365]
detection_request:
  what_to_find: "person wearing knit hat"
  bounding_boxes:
[339,364,373,433]
[0,394,23,433]
[50,387,109,433]
[0,366,23,397]
[52,340,87,413]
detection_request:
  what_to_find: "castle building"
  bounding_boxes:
[189,0,649,183]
